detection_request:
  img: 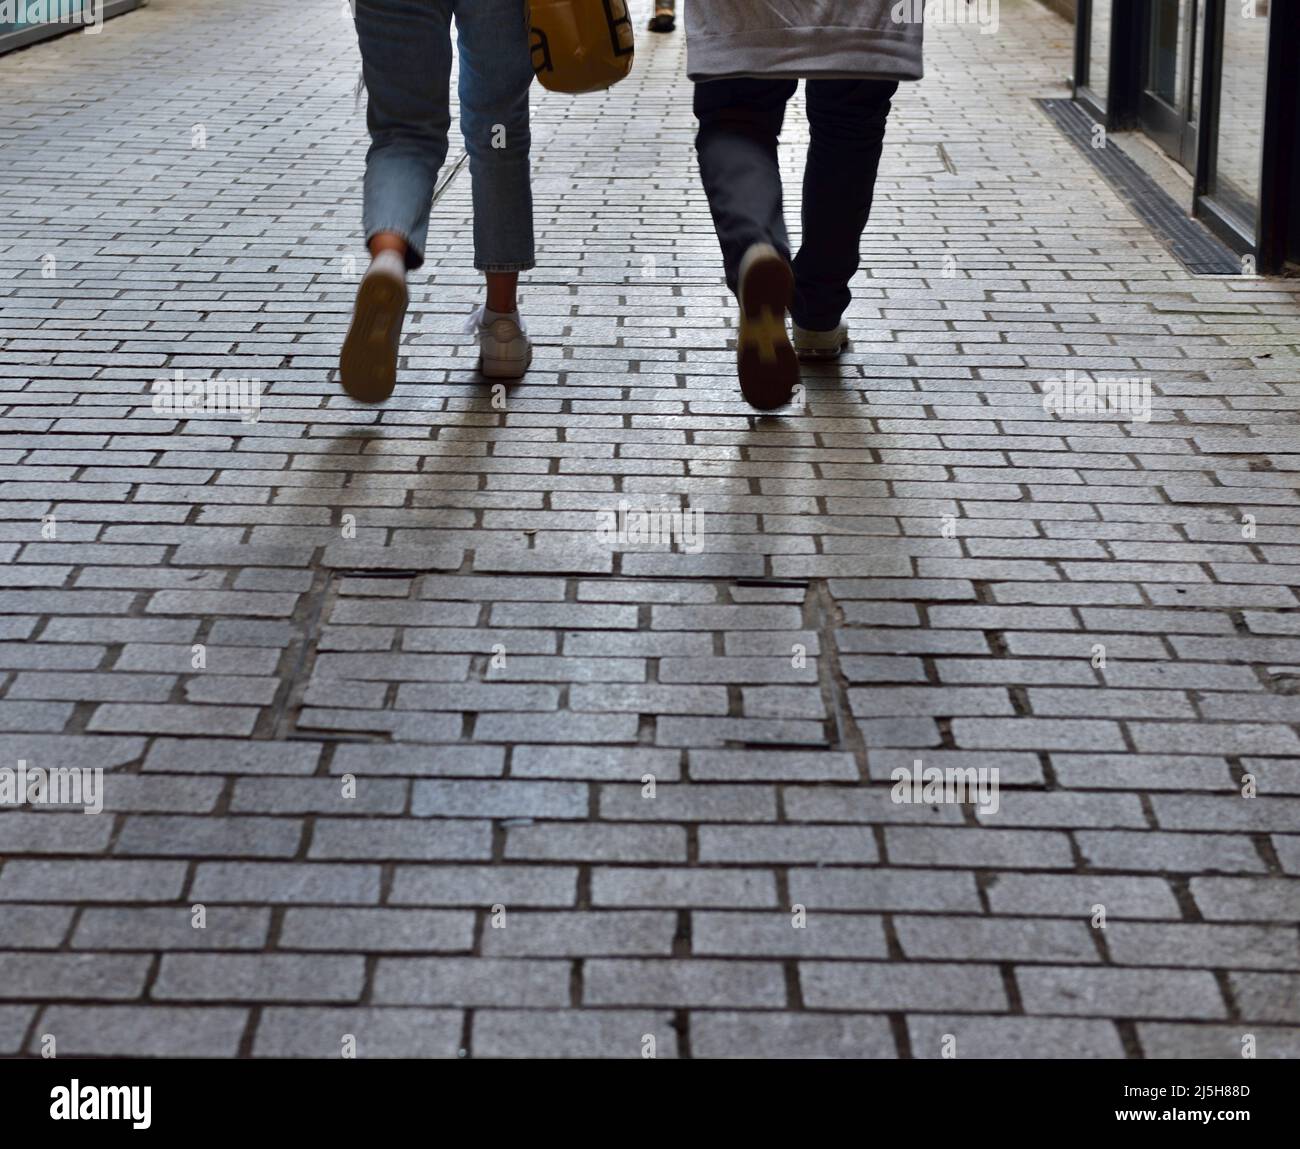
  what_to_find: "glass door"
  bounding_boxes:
[1140,0,1205,171]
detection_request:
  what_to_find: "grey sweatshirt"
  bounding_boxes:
[685,0,924,82]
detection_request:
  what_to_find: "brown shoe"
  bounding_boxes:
[736,243,798,410]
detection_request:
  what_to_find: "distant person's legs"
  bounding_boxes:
[791,78,898,359]
[693,77,800,410]
[341,0,454,402]
[453,0,536,378]
[648,0,675,33]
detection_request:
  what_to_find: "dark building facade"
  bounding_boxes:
[0,0,144,55]
[1073,0,1300,274]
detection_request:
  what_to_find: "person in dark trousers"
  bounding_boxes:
[685,1,923,409]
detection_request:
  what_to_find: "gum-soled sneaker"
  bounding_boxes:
[736,243,798,410]
[793,320,849,360]
[339,250,408,403]
[467,305,532,379]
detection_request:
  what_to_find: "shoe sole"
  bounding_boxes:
[339,273,407,403]
[737,251,798,410]
[795,339,848,361]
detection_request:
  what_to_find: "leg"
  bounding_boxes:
[452,0,535,277]
[792,79,898,332]
[485,271,517,314]
[355,0,455,270]
[452,0,535,379]
[693,77,797,292]
[369,232,407,259]
[341,0,454,400]
[694,79,801,410]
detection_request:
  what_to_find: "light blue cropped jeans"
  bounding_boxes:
[354,0,535,272]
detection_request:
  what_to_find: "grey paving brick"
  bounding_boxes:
[481,911,677,957]
[1137,1023,1300,1059]
[309,817,492,861]
[598,783,775,823]
[1106,923,1300,970]
[1076,831,1266,874]
[896,916,1101,964]
[985,874,1182,919]
[801,961,1008,1012]
[0,860,187,903]
[698,824,878,864]
[472,1009,678,1058]
[154,955,366,1002]
[1190,877,1300,922]
[1017,967,1228,1019]
[373,957,570,1006]
[190,863,382,905]
[0,903,75,948]
[116,815,302,858]
[231,777,408,815]
[693,911,888,958]
[691,1011,896,1058]
[73,907,272,951]
[37,1006,249,1057]
[254,1007,463,1058]
[412,779,587,819]
[788,868,982,912]
[0,1005,35,1055]
[279,908,475,953]
[0,812,113,854]
[584,959,786,1007]
[330,743,505,777]
[0,953,151,999]
[389,865,578,907]
[908,1016,1124,1059]
[885,827,1075,869]
[591,867,777,908]
[507,747,680,785]
[689,749,859,782]
[784,786,963,825]
[1228,972,1300,1023]
[98,775,226,813]
[505,822,686,863]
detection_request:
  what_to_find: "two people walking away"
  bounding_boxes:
[340,0,534,402]
[339,0,922,411]
[687,0,923,408]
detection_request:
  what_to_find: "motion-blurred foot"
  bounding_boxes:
[339,250,408,403]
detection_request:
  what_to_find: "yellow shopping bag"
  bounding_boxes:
[530,0,635,94]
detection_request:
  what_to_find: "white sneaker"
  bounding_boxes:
[793,321,849,360]
[339,250,408,403]
[466,305,532,379]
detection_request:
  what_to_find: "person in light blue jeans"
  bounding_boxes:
[340,0,536,402]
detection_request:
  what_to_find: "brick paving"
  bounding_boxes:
[1,0,1299,1059]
